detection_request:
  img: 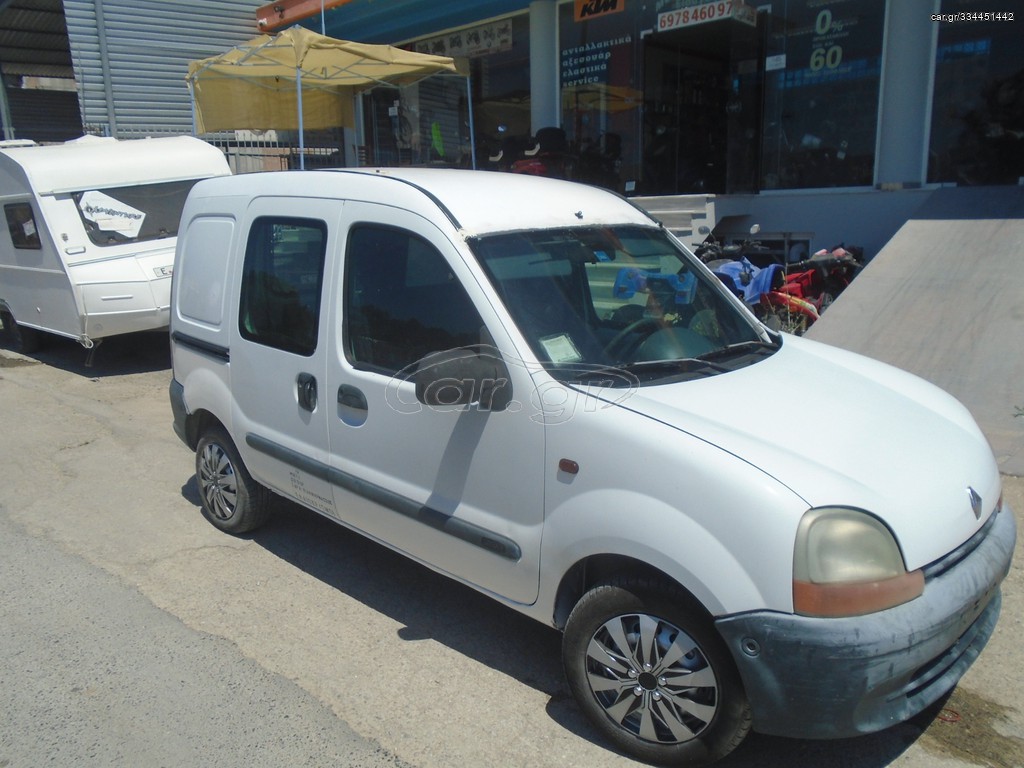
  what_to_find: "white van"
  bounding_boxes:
[169,168,1015,766]
[0,135,230,352]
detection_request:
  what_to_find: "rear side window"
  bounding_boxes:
[176,216,234,326]
[344,224,482,373]
[239,217,327,357]
[4,202,41,249]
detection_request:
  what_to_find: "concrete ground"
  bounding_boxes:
[0,333,1021,768]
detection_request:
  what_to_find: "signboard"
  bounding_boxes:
[575,0,626,22]
[657,0,756,31]
[414,19,513,58]
[561,33,632,88]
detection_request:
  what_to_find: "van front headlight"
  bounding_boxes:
[793,507,924,617]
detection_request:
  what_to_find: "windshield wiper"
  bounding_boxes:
[567,359,723,385]
[695,339,780,362]
[568,364,641,386]
[567,340,777,384]
[620,358,731,376]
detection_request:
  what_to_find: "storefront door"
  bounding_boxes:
[642,15,763,195]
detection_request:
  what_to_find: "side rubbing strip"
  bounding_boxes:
[171,331,229,362]
[245,433,522,561]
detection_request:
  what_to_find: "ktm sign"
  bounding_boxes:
[575,0,625,21]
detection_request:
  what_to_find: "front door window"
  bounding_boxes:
[344,223,485,373]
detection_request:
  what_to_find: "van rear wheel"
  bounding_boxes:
[195,426,272,534]
[562,577,751,766]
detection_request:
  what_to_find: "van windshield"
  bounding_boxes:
[71,179,202,246]
[470,225,773,383]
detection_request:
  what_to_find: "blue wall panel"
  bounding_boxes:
[306,0,532,44]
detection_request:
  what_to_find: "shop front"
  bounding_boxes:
[556,0,890,196]
[296,0,1023,200]
[554,1,766,195]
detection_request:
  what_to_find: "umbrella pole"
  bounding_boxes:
[188,80,197,136]
[465,76,476,170]
[296,66,306,170]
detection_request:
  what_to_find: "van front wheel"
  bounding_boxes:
[195,426,272,534]
[562,577,751,766]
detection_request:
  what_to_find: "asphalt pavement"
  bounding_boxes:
[1,333,1021,768]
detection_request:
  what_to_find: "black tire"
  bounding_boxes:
[0,311,41,354]
[563,577,751,766]
[195,426,272,534]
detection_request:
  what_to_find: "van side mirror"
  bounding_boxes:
[413,346,513,412]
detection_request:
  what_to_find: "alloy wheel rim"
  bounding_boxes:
[585,612,719,744]
[198,442,237,520]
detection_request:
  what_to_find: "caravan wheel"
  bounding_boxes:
[0,311,40,354]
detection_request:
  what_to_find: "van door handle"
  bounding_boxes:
[337,384,367,411]
[297,372,318,412]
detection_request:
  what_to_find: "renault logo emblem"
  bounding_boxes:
[967,487,983,519]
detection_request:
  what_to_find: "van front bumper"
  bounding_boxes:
[715,504,1016,739]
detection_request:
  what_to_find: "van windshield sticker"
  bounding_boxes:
[79,190,146,238]
[540,333,583,363]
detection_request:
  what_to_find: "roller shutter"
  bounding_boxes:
[64,0,260,136]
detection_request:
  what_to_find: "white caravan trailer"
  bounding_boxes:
[0,135,230,352]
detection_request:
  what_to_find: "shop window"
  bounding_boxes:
[928,2,1023,185]
[4,202,41,249]
[559,2,641,193]
[759,0,885,189]
[362,14,530,170]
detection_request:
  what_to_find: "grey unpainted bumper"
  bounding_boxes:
[169,378,191,448]
[716,504,1016,739]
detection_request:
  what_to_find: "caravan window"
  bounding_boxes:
[4,203,41,249]
[71,179,201,246]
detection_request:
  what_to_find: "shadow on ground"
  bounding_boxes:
[0,329,170,377]
[178,478,943,767]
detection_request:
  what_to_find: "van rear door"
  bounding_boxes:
[230,197,339,517]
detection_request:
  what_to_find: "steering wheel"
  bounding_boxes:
[603,317,663,360]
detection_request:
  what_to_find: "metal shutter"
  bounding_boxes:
[63,0,260,136]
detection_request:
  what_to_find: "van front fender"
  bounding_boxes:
[537,484,799,622]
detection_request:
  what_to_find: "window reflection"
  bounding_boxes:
[929,2,1024,185]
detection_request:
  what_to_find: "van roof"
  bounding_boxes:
[190,167,659,237]
[0,135,230,195]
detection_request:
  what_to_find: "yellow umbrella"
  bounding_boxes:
[187,26,471,167]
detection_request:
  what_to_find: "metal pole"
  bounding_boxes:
[465,76,477,170]
[0,76,15,140]
[321,0,326,34]
[296,67,305,170]
[188,80,197,135]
